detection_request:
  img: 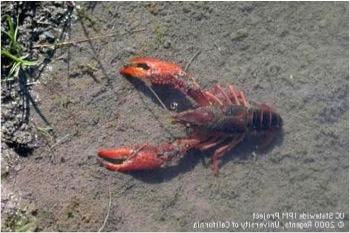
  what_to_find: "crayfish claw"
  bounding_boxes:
[98,147,134,160]
[97,145,166,172]
[120,57,185,82]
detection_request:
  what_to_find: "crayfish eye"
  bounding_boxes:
[185,124,193,134]
[136,63,150,70]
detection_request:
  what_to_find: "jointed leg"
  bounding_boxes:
[214,85,233,105]
[197,136,227,151]
[239,90,249,107]
[228,85,249,107]
[211,134,245,175]
[228,85,240,105]
[204,91,224,106]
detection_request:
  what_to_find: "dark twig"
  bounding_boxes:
[185,50,201,72]
[33,29,145,49]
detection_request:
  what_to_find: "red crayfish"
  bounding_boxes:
[98,57,283,175]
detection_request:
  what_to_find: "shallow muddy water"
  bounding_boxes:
[1,2,348,231]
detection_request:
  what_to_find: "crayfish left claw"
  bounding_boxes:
[120,57,210,106]
[97,145,166,172]
[120,57,186,82]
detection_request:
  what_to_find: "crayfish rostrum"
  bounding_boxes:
[98,57,283,175]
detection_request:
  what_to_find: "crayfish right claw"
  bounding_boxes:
[97,145,166,172]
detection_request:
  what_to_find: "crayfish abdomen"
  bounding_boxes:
[249,106,283,131]
[173,104,283,136]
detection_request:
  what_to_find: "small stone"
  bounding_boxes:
[279,29,289,37]
[14,131,33,145]
[53,1,64,7]
[319,19,327,28]
[14,164,22,172]
[230,28,249,41]
[268,65,281,76]
[249,15,260,26]
[193,12,204,21]
[43,31,56,43]
[237,42,250,51]
[1,157,9,177]
[37,31,55,44]
[52,28,62,37]
[38,33,46,42]
[239,3,255,12]
[163,16,172,23]
[148,3,159,15]
[183,7,190,13]
[125,47,137,55]
[163,40,171,49]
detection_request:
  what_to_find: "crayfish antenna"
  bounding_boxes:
[145,84,171,113]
